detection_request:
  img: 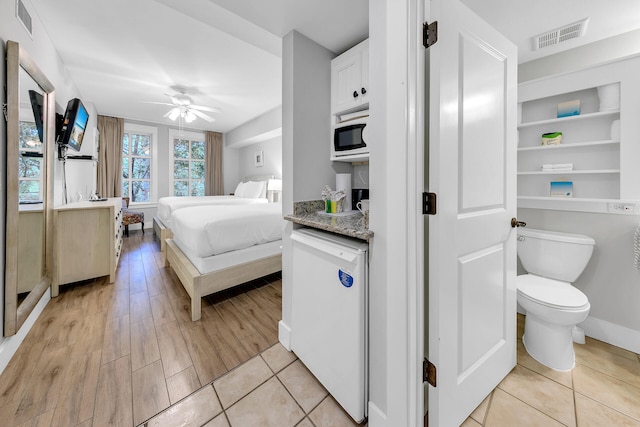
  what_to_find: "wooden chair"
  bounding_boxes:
[122,197,144,237]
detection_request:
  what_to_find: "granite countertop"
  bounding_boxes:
[284,200,373,241]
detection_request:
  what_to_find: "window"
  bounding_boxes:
[18,120,43,202]
[122,124,158,204]
[169,129,206,196]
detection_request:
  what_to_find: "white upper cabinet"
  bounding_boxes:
[331,39,369,115]
[518,55,640,214]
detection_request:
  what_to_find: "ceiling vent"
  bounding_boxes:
[532,18,589,51]
[16,0,33,38]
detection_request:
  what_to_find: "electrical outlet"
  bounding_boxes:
[608,202,637,214]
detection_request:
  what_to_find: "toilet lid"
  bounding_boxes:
[517,274,589,309]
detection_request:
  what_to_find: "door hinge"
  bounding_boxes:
[422,192,437,215]
[423,21,438,48]
[2,103,7,122]
[424,357,437,387]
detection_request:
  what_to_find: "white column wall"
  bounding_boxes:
[280,30,337,346]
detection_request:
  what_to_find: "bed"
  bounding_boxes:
[153,177,278,251]
[165,202,283,321]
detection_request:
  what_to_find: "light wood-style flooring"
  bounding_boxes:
[0,231,282,426]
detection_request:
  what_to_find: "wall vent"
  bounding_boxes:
[532,18,589,50]
[16,0,34,38]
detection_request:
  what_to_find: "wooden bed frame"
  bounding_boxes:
[153,216,172,252]
[165,239,282,321]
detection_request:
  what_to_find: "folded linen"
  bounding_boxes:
[542,163,573,171]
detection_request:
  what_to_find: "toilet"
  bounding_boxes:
[517,227,594,371]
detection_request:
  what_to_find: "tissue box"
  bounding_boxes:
[550,181,573,198]
[541,132,563,145]
[557,100,581,118]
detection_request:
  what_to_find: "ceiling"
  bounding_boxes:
[462,0,640,64]
[28,0,640,134]
[29,0,369,133]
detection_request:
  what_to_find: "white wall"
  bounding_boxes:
[225,105,283,182]
[62,102,99,204]
[226,105,282,148]
[0,0,81,372]
[238,137,282,181]
[280,30,339,348]
[519,29,640,83]
[283,31,349,206]
[518,35,640,353]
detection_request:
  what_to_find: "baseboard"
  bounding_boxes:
[0,290,50,375]
[579,315,640,354]
[278,320,291,351]
[367,401,387,427]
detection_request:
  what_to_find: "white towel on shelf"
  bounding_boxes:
[542,163,573,170]
[634,224,640,270]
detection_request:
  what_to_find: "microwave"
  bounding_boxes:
[331,110,369,160]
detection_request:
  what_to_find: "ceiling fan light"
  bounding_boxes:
[168,108,180,121]
[185,110,197,123]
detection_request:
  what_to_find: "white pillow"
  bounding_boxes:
[256,180,267,198]
[234,181,246,196]
[236,180,266,198]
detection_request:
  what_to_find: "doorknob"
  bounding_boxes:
[511,218,526,228]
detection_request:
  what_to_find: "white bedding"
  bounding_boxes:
[170,202,283,258]
[157,195,268,227]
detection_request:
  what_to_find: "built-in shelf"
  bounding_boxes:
[331,153,369,163]
[517,140,619,152]
[518,169,620,176]
[518,109,620,129]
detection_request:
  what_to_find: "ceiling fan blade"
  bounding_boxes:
[190,109,215,122]
[143,101,175,107]
[190,105,222,113]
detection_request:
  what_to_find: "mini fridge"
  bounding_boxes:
[290,228,369,423]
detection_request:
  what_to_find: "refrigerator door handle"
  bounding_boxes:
[291,232,360,263]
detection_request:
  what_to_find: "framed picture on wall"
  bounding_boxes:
[255,150,264,167]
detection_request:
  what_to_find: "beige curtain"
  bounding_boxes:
[205,131,224,195]
[97,115,124,197]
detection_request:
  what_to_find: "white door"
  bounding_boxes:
[426,0,518,425]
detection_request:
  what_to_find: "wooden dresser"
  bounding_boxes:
[52,197,123,296]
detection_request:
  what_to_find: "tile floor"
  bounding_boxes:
[461,315,640,426]
[141,342,362,427]
[144,312,640,427]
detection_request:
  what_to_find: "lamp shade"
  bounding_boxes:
[268,178,282,192]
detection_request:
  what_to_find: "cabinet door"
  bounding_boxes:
[359,40,369,105]
[56,208,110,285]
[331,50,363,114]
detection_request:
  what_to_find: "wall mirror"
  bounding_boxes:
[4,40,55,336]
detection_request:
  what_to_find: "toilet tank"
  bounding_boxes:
[517,228,595,283]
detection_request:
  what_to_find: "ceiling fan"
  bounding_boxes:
[150,92,222,123]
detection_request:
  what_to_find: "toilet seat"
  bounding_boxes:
[517,274,589,310]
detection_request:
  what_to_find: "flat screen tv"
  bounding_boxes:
[58,98,89,152]
[28,90,45,143]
